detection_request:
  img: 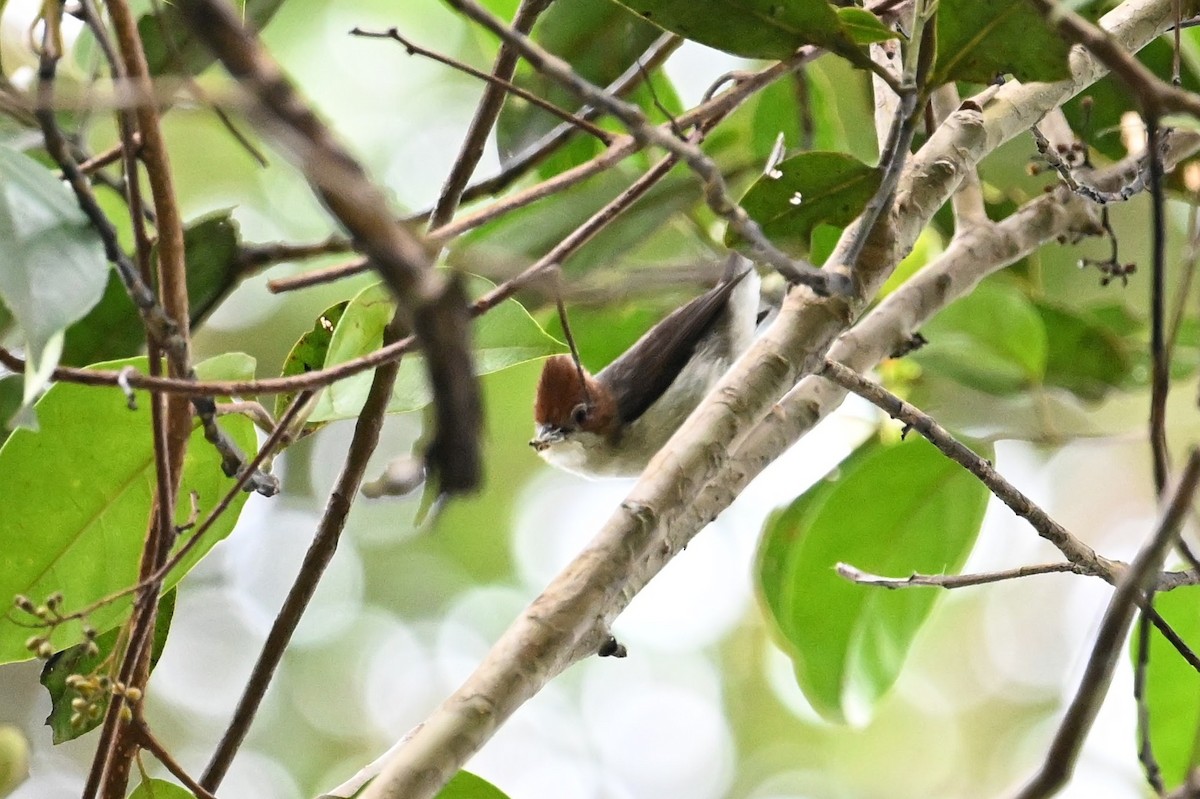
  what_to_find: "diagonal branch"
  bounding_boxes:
[174,0,483,494]
[426,0,554,227]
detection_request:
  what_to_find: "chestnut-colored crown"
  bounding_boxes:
[533,355,616,434]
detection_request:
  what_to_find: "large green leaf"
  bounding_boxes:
[913,279,1048,395]
[611,0,891,61]
[757,436,991,722]
[308,277,564,423]
[63,210,244,366]
[0,145,107,401]
[39,591,175,744]
[0,354,258,664]
[728,151,882,256]
[931,0,1082,85]
[1137,587,1200,790]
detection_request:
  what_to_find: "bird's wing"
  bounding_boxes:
[597,267,747,425]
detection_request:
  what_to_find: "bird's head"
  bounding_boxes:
[530,354,618,452]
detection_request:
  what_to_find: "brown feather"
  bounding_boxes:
[534,355,618,435]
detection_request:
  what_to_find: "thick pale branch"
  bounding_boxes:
[355,4,1193,798]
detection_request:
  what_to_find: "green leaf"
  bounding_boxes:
[931,0,1080,85]
[0,354,258,665]
[308,277,565,423]
[913,279,1048,395]
[728,151,882,256]
[40,591,175,744]
[756,436,991,723]
[0,144,107,399]
[1139,588,1200,790]
[128,778,193,799]
[0,725,28,799]
[275,300,349,428]
[612,0,881,62]
[836,7,901,44]
[1036,301,1132,402]
[63,210,244,366]
[497,0,662,164]
[435,771,512,799]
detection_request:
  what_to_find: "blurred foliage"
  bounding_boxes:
[0,0,1199,797]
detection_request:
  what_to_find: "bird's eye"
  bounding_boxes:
[570,403,590,426]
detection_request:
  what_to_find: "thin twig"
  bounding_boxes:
[1029,0,1200,120]
[1135,609,1167,795]
[1031,123,1168,204]
[201,325,404,791]
[442,0,840,294]
[234,235,352,274]
[1148,115,1171,495]
[268,42,810,295]
[133,716,219,799]
[426,0,555,229]
[837,561,1084,589]
[145,0,269,166]
[350,23,612,153]
[1012,449,1200,799]
[819,359,1111,572]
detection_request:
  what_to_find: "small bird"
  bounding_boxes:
[530,257,761,478]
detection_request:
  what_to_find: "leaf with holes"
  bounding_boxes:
[757,436,990,722]
[727,151,882,256]
[275,300,349,430]
[0,355,257,665]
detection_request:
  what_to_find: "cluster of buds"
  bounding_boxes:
[14,591,63,623]
[16,592,98,660]
[61,675,143,728]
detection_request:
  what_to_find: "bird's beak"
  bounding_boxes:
[529,425,564,452]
